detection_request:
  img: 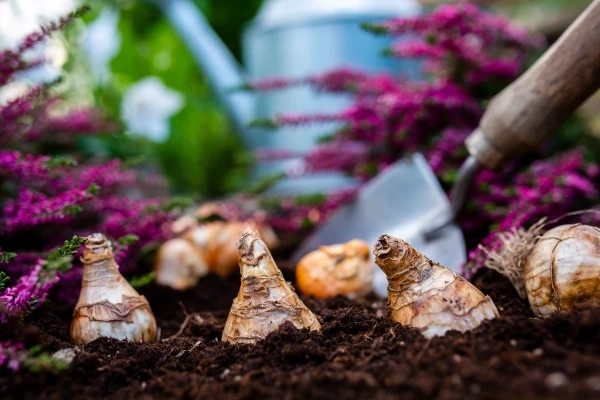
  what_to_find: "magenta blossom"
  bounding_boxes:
[0,341,27,371]
[0,262,59,323]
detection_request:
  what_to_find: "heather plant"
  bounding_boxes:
[238,3,599,269]
[0,341,68,372]
[0,9,177,326]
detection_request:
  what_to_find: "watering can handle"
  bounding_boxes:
[143,0,254,138]
[466,0,600,169]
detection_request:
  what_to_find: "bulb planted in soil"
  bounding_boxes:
[296,240,373,299]
[222,229,321,344]
[374,234,498,338]
[154,238,208,290]
[71,233,157,344]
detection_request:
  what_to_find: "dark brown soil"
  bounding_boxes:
[2,266,600,400]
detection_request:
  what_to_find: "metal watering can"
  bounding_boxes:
[145,0,422,194]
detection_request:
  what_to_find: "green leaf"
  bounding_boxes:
[161,197,194,212]
[23,347,69,373]
[258,197,282,211]
[45,155,78,168]
[0,271,9,291]
[122,155,147,168]
[0,251,17,263]
[128,272,155,289]
[86,183,100,196]
[360,21,388,35]
[300,218,315,230]
[45,236,88,272]
[118,234,139,246]
[56,236,88,258]
[246,172,287,195]
[62,205,82,215]
[247,118,279,130]
[316,134,335,144]
[294,193,327,206]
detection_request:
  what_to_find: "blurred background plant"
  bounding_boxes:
[77,0,263,196]
[0,5,184,326]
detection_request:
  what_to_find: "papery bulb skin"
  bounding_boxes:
[71,234,157,344]
[374,234,498,338]
[170,215,199,235]
[185,221,278,277]
[154,238,208,290]
[222,229,320,344]
[524,224,600,317]
[296,240,373,299]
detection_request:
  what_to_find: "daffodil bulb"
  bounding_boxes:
[71,234,157,344]
[524,224,600,317]
[296,240,373,299]
[374,234,498,338]
[484,221,600,318]
[185,220,278,277]
[222,229,321,344]
[169,215,199,235]
[154,238,208,290]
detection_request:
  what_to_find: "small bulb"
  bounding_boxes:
[185,221,278,277]
[222,229,321,344]
[374,234,498,338]
[71,234,157,344]
[296,240,373,299]
[524,224,600,317]
[482,221,600,318]
[169,215,198,235]
[154,238,208,290]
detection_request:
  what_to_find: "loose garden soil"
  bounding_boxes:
[2,261,600,400]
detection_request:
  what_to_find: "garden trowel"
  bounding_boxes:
[292,153,466,297]
[293,0,600,297]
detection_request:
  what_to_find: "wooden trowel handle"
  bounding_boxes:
[466,0,600,169]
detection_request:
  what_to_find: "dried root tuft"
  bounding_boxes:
[480,218,547,299]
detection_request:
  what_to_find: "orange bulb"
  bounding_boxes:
[296,240,373,299]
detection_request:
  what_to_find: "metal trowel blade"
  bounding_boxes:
[292,153,466,297]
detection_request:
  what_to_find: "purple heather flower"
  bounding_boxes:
[74,160,135,193]
[253,148,297,162]
[389,41,447,59]
[0,151,50,180]
[0,341,27,371]
[304,140,369,174]
[0,262,58,323]
[274,112,347,127]
[2,188,93,233]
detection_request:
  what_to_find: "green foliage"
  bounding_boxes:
[0,271,9,290]
[85,183,100,196]
[160,197,194,212]
[45,155,78,168]
[247,172,287,195]
[117,233,139,246]
[360,21,388,35]
[0,251,17,264]
[22,346,69,373]
[128,272,155,289]
[248,118,279,130]
[294,193,327,206]
[56,236,88,258]
[61,205,82,215]
[45,236,88,272]
[85,0,259,197]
